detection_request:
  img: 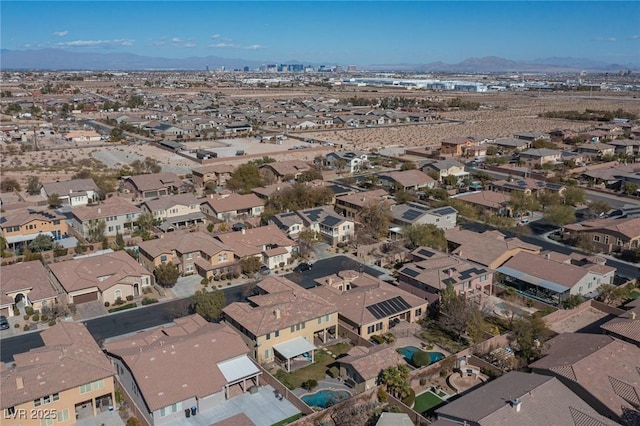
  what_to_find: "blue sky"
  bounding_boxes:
[2,1,639,65]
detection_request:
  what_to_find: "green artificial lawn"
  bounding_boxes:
[630,290,640,300]
[414,391,445,414]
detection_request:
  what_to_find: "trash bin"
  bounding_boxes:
[191,406,197,416]
[185,408,191,418]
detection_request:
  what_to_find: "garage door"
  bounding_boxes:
[73,292,99,304]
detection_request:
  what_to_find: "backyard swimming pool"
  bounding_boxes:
[397,346,445,366]
[302,390,351,408]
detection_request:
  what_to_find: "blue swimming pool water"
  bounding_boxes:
[302,390,350,408]
[397,346,445,365]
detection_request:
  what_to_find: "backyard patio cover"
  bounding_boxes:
[273,337,316,359]
[217,355,260,383]
[5,232,54,244]
[496,266,569,294]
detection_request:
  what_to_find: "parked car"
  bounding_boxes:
[294,262,313,273]
[259,265,271,275]
[0,316,9,330]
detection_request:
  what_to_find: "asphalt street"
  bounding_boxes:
[284,255,384,289]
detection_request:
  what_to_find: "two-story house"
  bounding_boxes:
[378,170,436,192]
[259,160,313,182]
[1,322,116,426]
[105,315,263,426]
[562,216,640,254]
[0,208,69,252]
[138,231,236,279]
[223,276,338,370]
[215,225,298,269]
[268,211,305,240]
[200,193,264,222]
[324,151,369,174]
[40,178,100,207]
[121,172,183,200]
[439,136,476,157]
[420,159,467,182]
[296,206,355,246]
[141,193,205,231]
[518,148,562,168]
[334,189,394,220]
[70,196,142,239]
[390,203,458,230]
[191,164,235,188]
[48,250,153,305]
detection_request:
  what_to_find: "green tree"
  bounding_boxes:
[26,176,41,195]
[192,289,226,321]
[443,175,459,187]
[240,256,262,275]
[227,163,263,193]
[358,200,392,241]
[538,191,562,210]
[543,204,576,226]
[623,182,639,196]
[509,191,540,217]
[1,177,21,192]
[136,212,156,231]
[400,161,416,171]
[29,234,54,252]
[47,193,62,209]
[404,223,447,250]
[87,219,106,243]
[512,314,550,361]
[380,365,411,400]
[126,417,141,426]
[563,186,586,206]
[394,189,417,204]
[110,127,124,142]
[333,159,348,175]
[588,200,611,216]
[115,232,125,249]
[155,262,180,288]
[297,169,323,183]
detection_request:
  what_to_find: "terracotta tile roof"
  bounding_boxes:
[104,315,252,411]
[601,306,640,345]
[202,193,264,214]
[192,164,235,176]
[435,371,619,426]
[138,231,232,259]
[1,322,115,409]
[48,250,151,293]
[223,276,336,336]
[338,345,404,381]
[1,260,58,303]
[379,170,435,188]
[336,189,392,208]
[529,333,640,420]
[445,227,541,268]
[0,208,66,228]
[454,191,511,210]
[309,272,427,326]
[260,160,311,177]
[126,172,182,192]
[72,196,142,221]
[41,178,100,196]
[215,225,297,258]
[252,182,293,198]
[563,217,640,240]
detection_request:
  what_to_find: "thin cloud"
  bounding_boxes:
[209,42,237,48]
[244,44,265,50]
[53,30,68,37]
[593,37,617,43]
[209,41,265,50]
[629,34,640,40]
[55,39,134,47]
[211,34,220,39]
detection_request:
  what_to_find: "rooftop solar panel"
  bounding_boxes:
[418,248,435,258]
[458,267,486,281]
[279,212,296,218]
[366,296,412,319]
[305,208,322,222]
[401,209,423,221]
[322,216,342,227]
[401,268,420,278]
[432,207,456,216]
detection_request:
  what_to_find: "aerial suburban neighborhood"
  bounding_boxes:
[1,6,640,424]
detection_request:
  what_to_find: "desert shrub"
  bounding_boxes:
[412,351,431,367]
[126,295,134,302]
[377,387,388,403]
[301,379,318,391]
[14,323,20,329]
[213,275,220,281]
[67,303,76,314]
[402,388,416,407]
[32,314,40,322]
[328,366,340,378]
[115,297,124,306]
[232,272,240,279]
[25,306,34,315]
[141,297,158,305]
[48,320,56,327]
[40,315,48,322]
[201,278,209,286]
[419,378,427,386]
[104,301,111,307]
[23,315,30,321]
[371,335,385,344]
[23,325,30,332]
[227,282,232,286]
[279,262,285,268]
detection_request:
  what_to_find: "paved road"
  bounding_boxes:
[284,255,383,289]
[0,282,253,364]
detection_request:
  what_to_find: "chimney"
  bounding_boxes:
[512,399,522,412]
[97,208,102,214]
[274,308,281,319]
[631,311,637,320]
[545,252,551,260]
[16,376,24,389]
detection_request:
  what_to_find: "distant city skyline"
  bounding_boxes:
[2,1,639,66]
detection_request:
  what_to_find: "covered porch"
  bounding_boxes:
[273,337,316,373]
[217,355,262,399]
[497,266,569,306]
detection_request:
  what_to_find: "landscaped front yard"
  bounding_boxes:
[275,342,351,390]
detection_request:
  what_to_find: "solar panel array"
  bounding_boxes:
[418,248,436,258]
[322,216,342,227]
[304,208,323,222]
[279,212,297,218]
[432,207,457,216]
[458,267,487,280]
[401,267,420,278]
[401,209,424,221]
[367,296,412,319]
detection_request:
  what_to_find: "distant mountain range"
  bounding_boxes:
[0,49,637,73]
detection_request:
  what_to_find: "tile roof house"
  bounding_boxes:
[268,211,305,239]
[324,151,369,174]
[0,260,59,318]
[576,142,616,159]
[0,208,69,252]
[0,322,116,426]
[40,178,100,207]
[398,247,493,305]
[529,333,640,424]
[70,196,142,239]
[434,371,618,426]
[200,193,264,222]
[141,193,205,232]
[191,164,235,188]
[335,189,394,220]
[439,136,477,157]
[310,271,428,340]
[259,160,312,182]
[122,172,183,200]
[138,231,236,280]
[296,206,355,246]
[338,345,405,393]
[391,203,458,230]
[600,298,640,346]
[489,137,531,151]
[518,148,562,168]
[105,315,261,426]
[48,250,153,305]
[64,130,102,143]
[489,178,566,198]
[378,170,436,192]
[497,251,616,306]
[445,227,541,269]
[562,217,640,254]
[215,225,298,269]
[452,191,512,216]
[251,182,293,200]
[420,159,467,182]
[223,276,338,369]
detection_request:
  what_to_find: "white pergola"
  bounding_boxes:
[273,337,316,372]
[217,355,261,399]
